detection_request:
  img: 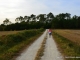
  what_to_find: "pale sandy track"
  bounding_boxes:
[15,30,63,60]
[41,35,63,60]
[15,30,47,60]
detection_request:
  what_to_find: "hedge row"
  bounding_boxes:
[0,28,44,60]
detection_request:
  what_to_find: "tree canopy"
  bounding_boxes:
[0,12,80,31]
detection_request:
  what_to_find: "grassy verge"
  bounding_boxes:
[35,34,47,60]
[0,28,44,60]
[52,31,80,60]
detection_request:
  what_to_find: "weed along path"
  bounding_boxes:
[15,30,47,60]
[41,35,63,60]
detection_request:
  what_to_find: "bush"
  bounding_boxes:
[0,29,45,60]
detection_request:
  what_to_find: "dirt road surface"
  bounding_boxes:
[41,35,63,60]
[15,30,47,60]
[15,30,63,60]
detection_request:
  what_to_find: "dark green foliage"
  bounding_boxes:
[0,29,44,60]
[1,12,80,30]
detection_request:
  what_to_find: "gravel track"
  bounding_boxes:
[15,30,63,60]
[15,30,47,60]
[41,35,63,60]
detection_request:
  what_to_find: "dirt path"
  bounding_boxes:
[15,30,47,60]
[15,30,63,60]
[41,35,63,60]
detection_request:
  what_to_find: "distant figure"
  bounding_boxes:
[48,29,52,37]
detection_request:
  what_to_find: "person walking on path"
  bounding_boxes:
[48,29,52,37]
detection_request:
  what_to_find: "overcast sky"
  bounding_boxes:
[0,0,80,23]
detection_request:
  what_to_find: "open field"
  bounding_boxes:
[52,29,80,60]
[53,29,80,45]
[0,31,21,36]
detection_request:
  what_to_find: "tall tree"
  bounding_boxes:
[19,16,24,22]
[30,14,36,22]
[24,16,28,22]
[47,12,54,23]
[27,16,31,23]
[15,17,20,23]
[3,18,11,25]
[37,14,46,23]
[65,13,71,20]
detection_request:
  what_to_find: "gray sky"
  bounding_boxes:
[0,0,80,24]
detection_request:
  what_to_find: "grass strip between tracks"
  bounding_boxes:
[35,34,47,60]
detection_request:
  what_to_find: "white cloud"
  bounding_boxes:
[0,0,23,23]
[0,0,80,24]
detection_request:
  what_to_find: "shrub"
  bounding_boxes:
[0,29,45,60]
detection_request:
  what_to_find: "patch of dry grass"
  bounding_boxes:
[53,30,80,45]
[52,30,80,60]
[0,31,21,36]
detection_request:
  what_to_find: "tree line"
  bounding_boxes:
[0,12,80,31]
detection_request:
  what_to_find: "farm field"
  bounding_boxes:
[53,29,80,45]
[52,29,80,60]
[0,31,21,36]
